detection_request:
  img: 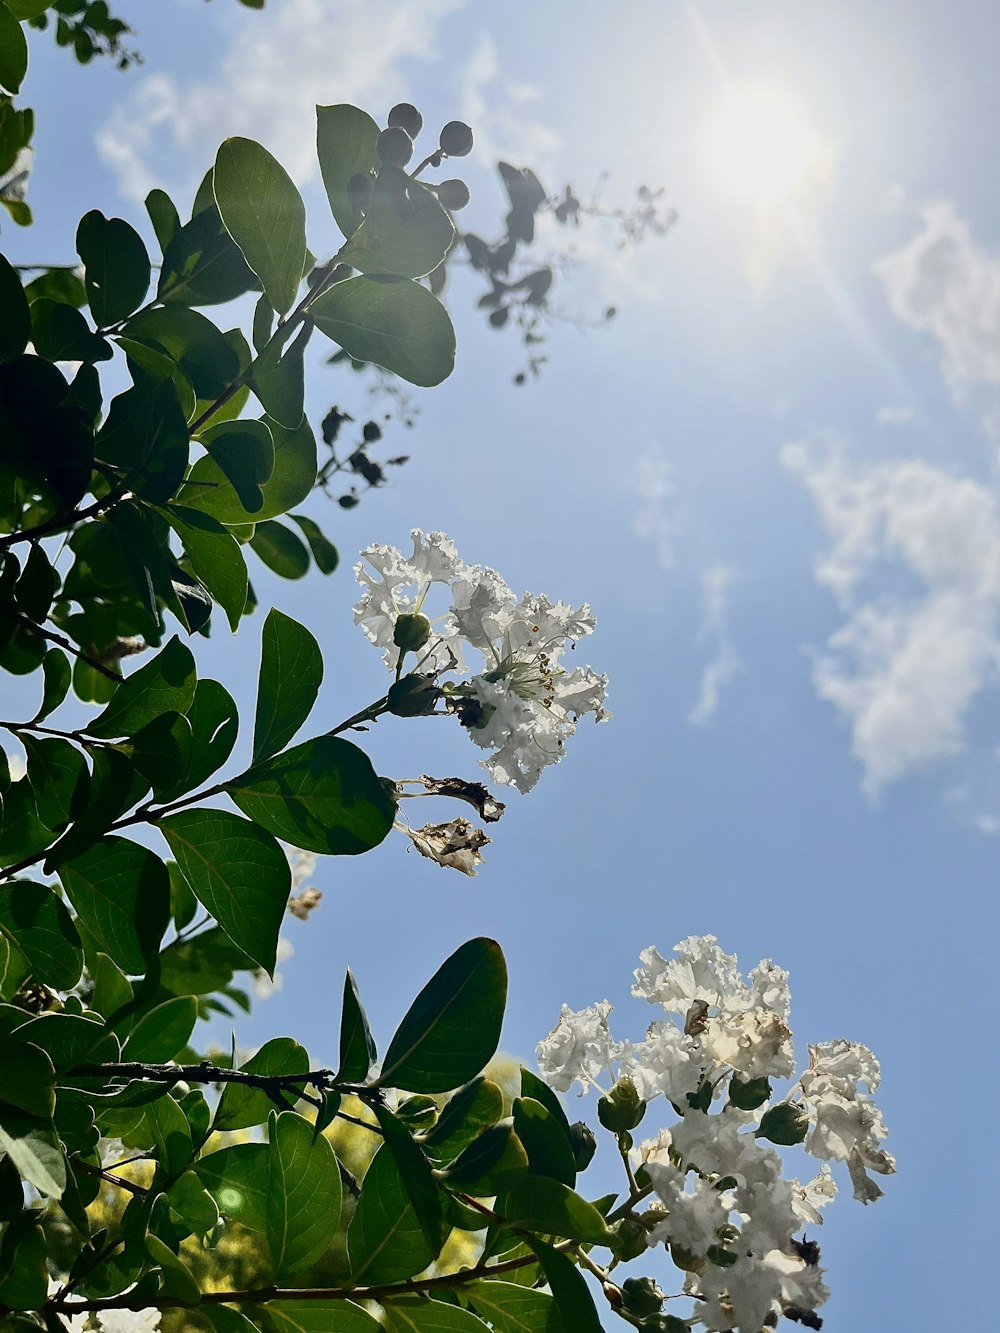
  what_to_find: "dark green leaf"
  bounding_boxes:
[379,938,507,1094]
[525,1238,603,1333]
[375,1104,445,1253]
[0,1035,55,1117]
[5,2,51,19]
[117,335,197,423]
[0,878,82,989]
[13,541,58,623]
[266,1110,342,1276]
[256,415,317,517]
[121,996,198,1063]
[228,735,395,856]
[253,608,323,764]
[43,745,143,870]
[156,677,238,803]
[267,1301,382,1333]
[21,735,87,832]
[421,1076,505,1163]
[166,1169,219,1237]
[249,320,309,427]
[158,808,291,973]
[469,1280,565,1333]
[29,299,112,364]
[94,376,189,503]
[58,836,170,973]
[0,6,28,96]
[129,709,194,798]
[311,276,456,387]
[23,267,86,308]
[214,137,307,315]
[439,1121,529,1196]
[0,355,94,511]
[0,1211,47,1311]
[513,1097,577,1185]
[165,505,248,632]
[0,1106,65,1197]
[158,926,252,999]
[76,210,150,327]
[146,188,181,254]
[214,1038,310,1132]
[86,636,196,739]
[503,1178,612,1245]
[336,968,376,1082]
[316,104,380,240]
[196,1142,269,1231]
[520,1068,574,1143]
[382,1302,491,1333]
[250,519,310,579]
[123,305,241,401]
[159,204,261,307]
[290,514,338,574]
[348,1142,433,1284]
[0,251,29,358]
[181,418,274,522]
[341,166,455,278]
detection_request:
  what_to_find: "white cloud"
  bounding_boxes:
[876,405,915,427]
[460,33,559,170]
[98,0,459,201]
[785,438,1000,794]
[631,450,676,571]
[688,563,744,726]
[875,201,1000,388]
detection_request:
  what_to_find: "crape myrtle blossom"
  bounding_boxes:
[536,937,893,1332]
[354,530,609,792]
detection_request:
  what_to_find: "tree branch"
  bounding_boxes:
[12,614,124,683]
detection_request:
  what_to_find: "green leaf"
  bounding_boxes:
[316,104,380,240]
[181,418,274,521]
[257,415,317,517]
[341,166,455,279]
[144,1228,201,1304]
[94,377,189,503]
[0,1106,65,1197]
[502,1177,612,1245]
[21,735,87,832]
[43,746,142,871]
[121,996,198,1063]
[123,306,242,401]
[0,1211,47,1311]
[158,926,252,999]
[0,1035,55,1117]
[129,710,194,799]
[250,519,310,579]
[0,251,29,358]
[0,878,83,989]
[290,513,338,574]
[266,1110,342,1276]
[5,2,51,18]
[214,1038,310,1132]
[146,187,181,254]
[58,836,170,974]
[159,204,261,307]
[249,320,309,427]
[117,335,197,423]
[336,968,376,1082]
[378,938,507,1094]
[0,354,94,511]
[227,735,396,856]
[525,1238,603,1333]
[520,1068,574,1143]
[86,636,197,739]
[512,1097,577,1185]
[439,1121,529,1196]
[158,808,291,974]
[469,1281,565,1333]
[76,211,151,327]
[23,266,86,307]
[166,1169,219,1238]
[375,1104,445,1254]
[156,678,238,803]
[253,608,323,764]
[267,1302,382,1333]
[34,648,71,724]
[348,1142,433,1284]
[165,505,248,632]
[0,5,28,96]
[214,138,307,316]
[29,298,112,364]
[421,1076,505,1163]
[311,275,456,387]
[196,1142,269,1231]
[16,1012,118,1073]
[382,1302,491,1333]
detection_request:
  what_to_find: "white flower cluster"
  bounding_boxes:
[48,1282,161,1333]
[354,530,609,791]
[536,936,895,1333]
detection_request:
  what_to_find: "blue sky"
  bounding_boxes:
[7,0,1000,1327]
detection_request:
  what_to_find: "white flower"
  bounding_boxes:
[618,1020,706,1107]
[790,1164,837,1226]
[535,1000,616,1094]
[99,1311,162,1333]
[644,1162,734,1256]
[800,1039,895,1202]
[354,529,467,673]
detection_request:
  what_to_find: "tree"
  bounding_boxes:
[0,5,892,1332]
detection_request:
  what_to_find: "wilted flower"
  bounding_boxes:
[399,817,490,876]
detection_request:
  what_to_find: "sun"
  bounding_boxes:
[702,87,822,206]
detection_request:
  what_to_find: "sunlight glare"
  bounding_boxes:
[703,88,822,206]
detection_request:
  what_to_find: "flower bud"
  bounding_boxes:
[597,1075,646,1133]
[377,126,414,168]
[387,674,441,717]
[569,1120,597,1171]
[388,102,423,139]
[756,1102,809,1146]
[621,1277,665,1319]
[392,612,432,653]
[439,120,474,157]
[608,1213,648,1262]
[435,178,471,211]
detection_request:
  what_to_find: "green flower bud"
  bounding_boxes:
[376,125,414,168]
[621,1277,665,1319]
[756,1102,809,1146]
[387,674,441,717]
[569,1120,597,1171]
[388,102,423,139]
[435,178,471,211]
[597,1075,646,1133]
[707,1244,738,1268]
[608,1213,648,1262]
[392,612,432,653]
[439,119,474,157]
